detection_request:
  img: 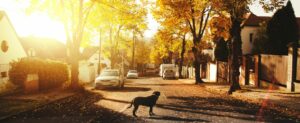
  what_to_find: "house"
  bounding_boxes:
[0,11,27,84]
[79,46,110,83]
[241,13,300,55]
[241,13,271,55]
[20,36,67,61]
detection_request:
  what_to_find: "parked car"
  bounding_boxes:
[127,70,138,79]
[95,69,124,88]
[162,69,176,79]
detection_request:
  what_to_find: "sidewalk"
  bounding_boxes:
[0,88,75,120]
[179,79,300,119]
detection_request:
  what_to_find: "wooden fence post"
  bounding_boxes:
[287,43,297,92]
[254,55,261,87]
[216,61,219,83]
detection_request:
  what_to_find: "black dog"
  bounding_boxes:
[127,91,160,117]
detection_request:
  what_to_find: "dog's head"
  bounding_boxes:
[152,91,160,97]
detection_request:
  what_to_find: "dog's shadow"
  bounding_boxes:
[148,115,209,122]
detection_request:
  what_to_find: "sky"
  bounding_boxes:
[0,0,299,43]
[0,0,66,42]
[250,0,300,17]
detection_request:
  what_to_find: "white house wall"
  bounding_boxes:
[241,26,258,55]
[0,14,27,85]
[0,16,26,64]
[88,53,111,68]
[79,61,96,83]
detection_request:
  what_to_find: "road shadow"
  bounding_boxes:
[98,97,266,122]
[97,96,258,121]
[101,97,130,104]
[1,90,144,123]
[95,86,151,92]
[148,115,209,122]
[83,94,298,123]
[125,83,193,87]
[164,96,298,123]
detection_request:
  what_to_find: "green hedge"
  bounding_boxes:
[9,57,69,90]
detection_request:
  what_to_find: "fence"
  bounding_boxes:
[180,66,195,79]
[296,49,300,81]
[260,54,288,86]
[216,61,228,83]
[249,44,300,92]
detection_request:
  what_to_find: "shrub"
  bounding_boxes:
[9,57,69,90]
[214,38,228,62]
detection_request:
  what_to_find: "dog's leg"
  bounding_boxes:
[133,105,139,117]
[149,106,155,116]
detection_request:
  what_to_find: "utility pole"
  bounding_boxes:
[132,30,135,69]
[98,28,102,75]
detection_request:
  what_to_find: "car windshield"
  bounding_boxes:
[100,71,119,76]
[128,70,137,73]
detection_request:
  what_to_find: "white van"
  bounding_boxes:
[159,64,176,77]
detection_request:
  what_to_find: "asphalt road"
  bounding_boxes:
[2,77,299,123]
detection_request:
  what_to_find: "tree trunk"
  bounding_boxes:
[192,46,204,84]
[132,30,135,69]
[179,35,186,79]
[70,0,83,90]
[98,28,102,75]
[70,45,80,90]
[228,19,242,94]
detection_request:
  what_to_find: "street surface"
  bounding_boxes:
[2,77,299,123]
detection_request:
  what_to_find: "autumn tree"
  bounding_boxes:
[214,0,285,94]
[151,29,180,63]
[87,1,147,69]
[253,1,298,55]
[134,39,151,72]
[153,6,190,78]
[252,21,269,54]
[208,14,231,62]
[27,0,98,89]
[27,0,147,89]
[267,1,299,55]
[155,0,214,83]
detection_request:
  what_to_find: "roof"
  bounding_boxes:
[20,36,67,60]
[0,11,28,54]
[243,12,300,39]
[80,46,99,60]
[243,13,271,27]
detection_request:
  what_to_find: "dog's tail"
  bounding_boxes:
[127,100,133,109]
[119,100,133,112]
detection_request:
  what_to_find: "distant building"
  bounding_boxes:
[0,11,27,83]
[79,46,110,83]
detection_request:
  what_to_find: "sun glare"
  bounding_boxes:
[0,0,66,43]
[18,13,66,42]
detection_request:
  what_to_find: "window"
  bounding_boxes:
[1,40,9,52]
[249,33,254,43]
[1,71,7,78]
[28,48,36,57]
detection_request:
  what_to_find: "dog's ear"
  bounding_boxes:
[153,91,160,96]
